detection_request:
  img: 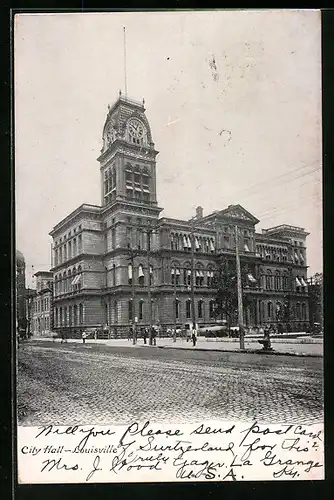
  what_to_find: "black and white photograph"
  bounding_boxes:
[15,10,323,483]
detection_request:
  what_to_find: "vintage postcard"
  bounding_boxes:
[15,10,323,483]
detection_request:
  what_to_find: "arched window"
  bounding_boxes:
[139,300,144,320]
[138,264,144,286]
[183,264,191,286]
[195,265,204,287]
[186,299,191,319]
[175,298,180,319]
[274,271,280,290]
[209,300,215,318]
[128,264,133,285]
[265,270,272,290]
[296,303,301,320]
[74,305,77,325]
[267,301,273,319]
[79,303,83,324]
[198,300,203,319]
[207,268,214,287]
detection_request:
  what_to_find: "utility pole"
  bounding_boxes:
[173,264,177,342]
[127,245,137,345]
[147,229,153,345]
[235,225,245,350]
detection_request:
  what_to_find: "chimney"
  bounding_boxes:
[196,206,203,219]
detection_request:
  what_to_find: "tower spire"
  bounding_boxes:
[123,26,128,97]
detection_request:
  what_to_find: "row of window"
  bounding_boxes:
[54,266,83,295]
[54,235,82,266]
[32,316,50,332]
[127,298,215,321]
[259,273,307,291]
[54,225,82,247]
[54,304,84,326]
[170,233,216,252]
[34,296,50,313]
[264,301,307,321]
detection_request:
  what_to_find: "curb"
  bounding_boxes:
[27,339,323,358]
[140,345,323,358]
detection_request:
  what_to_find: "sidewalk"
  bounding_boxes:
[32,336,323,357]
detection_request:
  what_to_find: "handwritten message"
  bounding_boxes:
[18,420,324,483]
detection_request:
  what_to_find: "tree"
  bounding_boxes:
[212,257,252,326]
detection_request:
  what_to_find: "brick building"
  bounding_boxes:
[30,271,53,336]
[49,93,310,337]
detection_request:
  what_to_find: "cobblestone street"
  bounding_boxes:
[17,340,323,427]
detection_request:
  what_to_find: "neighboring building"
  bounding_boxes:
[49,93,310,337]
[16,250,27,334]
[30,271,53,336]
[307,273,323,331]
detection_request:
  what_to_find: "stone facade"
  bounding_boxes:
[30,271,53,337]
[49,94,310,337]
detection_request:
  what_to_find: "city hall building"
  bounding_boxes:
[50,94,310,337]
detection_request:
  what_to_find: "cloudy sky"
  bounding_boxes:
[15,10,322,286]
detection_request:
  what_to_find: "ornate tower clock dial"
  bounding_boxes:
[128,118,145,140]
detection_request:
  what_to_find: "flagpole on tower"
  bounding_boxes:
[123,26,128,97]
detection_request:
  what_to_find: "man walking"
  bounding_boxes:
[191,325,197,347]
[82,330,87,344]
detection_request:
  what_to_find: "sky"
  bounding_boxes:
[14,10,322,287]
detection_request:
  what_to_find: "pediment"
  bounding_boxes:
[217,205,259,225]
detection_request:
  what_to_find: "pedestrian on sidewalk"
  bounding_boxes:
[191,325,197,347]
[143,328,148,344]
[151,327,157,346]
[82,330,87,344]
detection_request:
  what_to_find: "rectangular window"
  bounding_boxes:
[198,301,203,318]
[139,301,143,320]
[209,301,215,318]
[175,300,179,319]
[128,300,133,321]
[186,300,191,319]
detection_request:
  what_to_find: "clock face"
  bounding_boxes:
[128,118,145,139]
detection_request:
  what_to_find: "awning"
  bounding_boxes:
[300,278,307,287]
[142,188,150,193]
[134,186,141,192]
[210,240,215,251]
[128,265,133,279]
[199,271,204,277]
[295,277,302,287]
[171,268,175,275]
[299,253,304,261]
[247,273,257,283]
[149,266,153,274]
[138,265,144,278]
[187,270,191,276]
[175,269,180,276]
[187,236,192,248]
[294,253,299,260]
[195,237,200,249]
[244,243,250,252]
[195,271,200,277]
[71,275,81,286]
[183,236,188,247]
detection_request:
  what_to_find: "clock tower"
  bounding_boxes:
[97,93,160,211]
